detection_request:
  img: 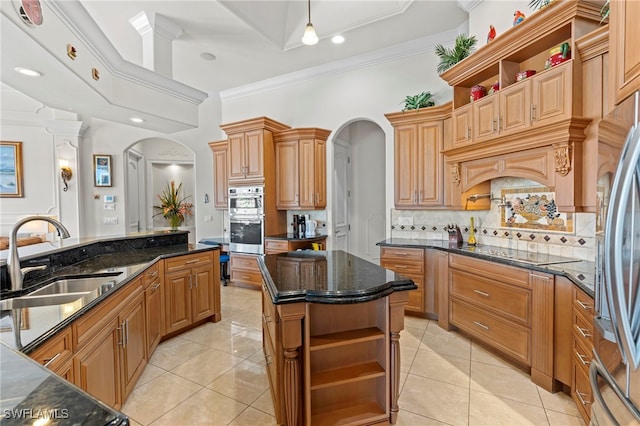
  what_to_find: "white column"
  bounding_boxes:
[129,11,183,79]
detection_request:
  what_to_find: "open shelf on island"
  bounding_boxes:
[309,327,384,351]
[310,360,385,390]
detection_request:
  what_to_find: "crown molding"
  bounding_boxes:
[129,11,183,41]
[456,0,484,13]
[220,22,468,101]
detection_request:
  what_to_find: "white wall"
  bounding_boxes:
[221,27,464,243]
[468,0,532,49]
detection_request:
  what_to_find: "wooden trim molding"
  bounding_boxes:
[450,163,461,186]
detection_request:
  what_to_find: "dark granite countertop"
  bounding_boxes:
[0,232,220,352]
[265,233,327,241]
[0,342,128,425]
[259,250,417,305]
[377,238,596,297]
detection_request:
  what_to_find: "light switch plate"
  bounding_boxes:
[104,203,116,210]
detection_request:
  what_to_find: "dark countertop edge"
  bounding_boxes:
[1,341,129,425]
[265,234,327,241]
[257,256,417,305]
[377,240,595,297]
[20,244,219,355]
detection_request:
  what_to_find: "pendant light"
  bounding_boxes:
[301,0,318,45]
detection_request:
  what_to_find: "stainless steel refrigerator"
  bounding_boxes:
[591,90,640,425]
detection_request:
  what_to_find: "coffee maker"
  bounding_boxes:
[292,214,306,238]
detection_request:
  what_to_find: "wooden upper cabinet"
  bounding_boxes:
[473,95,499,142]
[500,81,531,135]
[451,104,472,147]
[611,0,640,104]
[208,140,228,209]
[386,103,451,209]
[531,62,572,126]
[221,117,291,185]
[274,128,331,210]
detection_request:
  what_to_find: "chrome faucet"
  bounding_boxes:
[7,216,71,291]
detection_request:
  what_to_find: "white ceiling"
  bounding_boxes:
[0,0,468,131]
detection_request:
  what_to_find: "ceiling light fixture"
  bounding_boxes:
[331,35,345,44]
[130,117,144,123]
[301,0,318,46]
[14,67,41,77]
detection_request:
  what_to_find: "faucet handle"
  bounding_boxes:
[21,265,48,277]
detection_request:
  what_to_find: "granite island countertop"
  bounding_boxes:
[0,342,128,425]
[377,238,596,296]
[259,250,417,304]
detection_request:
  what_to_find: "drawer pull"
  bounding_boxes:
[152,283,161,291]
[576,326,592,338]
[473,289,490,297]
[148,270,159,277]
[265,355,272,365]
[185,259,200,264]
[263,313,271,324]
[577,300,593,311]
[43,352,62,368]
[473,321,490,330]
[394,265,408,269]
[576,351,591,366]
[576,390,589,406]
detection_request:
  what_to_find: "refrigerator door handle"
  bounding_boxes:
[604,125,640,369]
[590,351,640,424]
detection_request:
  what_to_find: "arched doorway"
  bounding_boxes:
[124,138,196,243]
[332,120,386,263]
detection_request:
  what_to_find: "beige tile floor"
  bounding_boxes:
[121,285,585,426]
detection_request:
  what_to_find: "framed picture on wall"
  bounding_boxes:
[94,154,112,187]
[0,141,24,198]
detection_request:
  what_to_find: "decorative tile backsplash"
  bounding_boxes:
[501,186,573,233]
[390,178,596,261]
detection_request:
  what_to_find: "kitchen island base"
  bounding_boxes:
[263,287,409,425]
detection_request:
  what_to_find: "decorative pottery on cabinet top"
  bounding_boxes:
[501,186,574,233]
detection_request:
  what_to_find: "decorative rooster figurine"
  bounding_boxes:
[487,25,496,43]
[513,10,526,26]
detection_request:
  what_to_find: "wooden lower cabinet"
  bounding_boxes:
[264,237,327,255]
[380,246,426,314]
[164,251,220,334]
[144,262,164,355]
[262,285,408,425]
[230,252,263,288]
[29,326,74,381]
[73,278,147,408]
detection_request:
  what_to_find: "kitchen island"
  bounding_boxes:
[258,250,416,426]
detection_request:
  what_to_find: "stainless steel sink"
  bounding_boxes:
[28,276,119,297]
[0,293,90,310]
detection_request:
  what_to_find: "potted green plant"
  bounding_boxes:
[154,180,193,230]
[402,91,435,111]
[529,0,552,11]
[435,34,477,74]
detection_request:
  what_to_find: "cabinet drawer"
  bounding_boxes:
[450,269,530,325]
[165,252,213,272]
[30,327,74,369]
[380,259,424,275]
[450,299,530,365]
[231,270,263,285]
[573,309,594,344]
[264,239,289,253]
[143,262,161,287]
[573,333,593,370]
[380,246,424,262]
[230,253,260,272]
[449,254,530,288]
[573,288,594,319]
[406,289,424,312]
[573,360,593,415]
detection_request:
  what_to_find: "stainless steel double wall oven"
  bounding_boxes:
[229,186,264,254]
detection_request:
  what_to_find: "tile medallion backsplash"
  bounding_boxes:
[501,186,573,233]
[389,178,596,261]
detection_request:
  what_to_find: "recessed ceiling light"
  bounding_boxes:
[14,67,41,77]
[130,117,144,123]
[200,52,216,61]
[331,35,345,44]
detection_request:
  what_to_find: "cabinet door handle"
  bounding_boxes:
[577,300,592,311]
[263,313,271,324]
[473,321,490,330]
[467,127,471,140]
[473,289,490,297]
[117,325,124,347]
[491,119,495,133]
[152,282,161,291]
[194,274,198,288]
[125,319,129,347]
[189,274,193,289]
[43,352,62,368]
[498,116,502,130]
[576,390,589,406]
[530,104,536,121]
[576,351,591,366]
[576,326,592,338]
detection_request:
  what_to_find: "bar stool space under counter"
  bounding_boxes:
[258,250,416,425]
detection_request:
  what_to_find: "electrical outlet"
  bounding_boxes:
[104,217,118,225]
[104,203,116,210]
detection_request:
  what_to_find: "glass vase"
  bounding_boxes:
[169,215,182,231]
